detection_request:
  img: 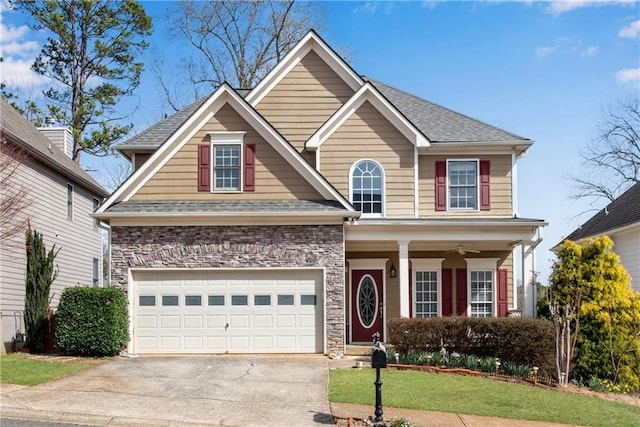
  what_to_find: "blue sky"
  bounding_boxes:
[1,1,639,282]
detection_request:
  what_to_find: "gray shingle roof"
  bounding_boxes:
[117,78,530,152]
[103,199,349,215]
[364,78,530,143]
[563,182,640,242]
[0,99,108,197]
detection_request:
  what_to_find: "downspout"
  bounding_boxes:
[414,145,419,218]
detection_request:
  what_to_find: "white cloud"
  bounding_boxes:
[421,1,437,10]
[535,45,558,57]
[546,0,637,16]
[616,68,640,83]
[352,2,379,14]
[580,46,598,57]
[0,7,50,89]
[618,20,640,39]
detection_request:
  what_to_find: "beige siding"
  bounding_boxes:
[418,155,512,216]
[255,50,354,154]
[131,103,321,201]
[612,227,640,292]
[0,152,103,351]
[320,101,415,218]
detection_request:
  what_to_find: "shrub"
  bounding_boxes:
[55,286,128,356]
[387,317,555,375]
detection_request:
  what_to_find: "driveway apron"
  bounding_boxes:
[1,355,334,426]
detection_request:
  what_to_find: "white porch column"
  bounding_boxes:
[521,243,536,317]
[398,240,410,318]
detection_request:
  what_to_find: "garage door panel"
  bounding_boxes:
[133,270,323,354]
[161,316,180,328]
[184,315,203,328]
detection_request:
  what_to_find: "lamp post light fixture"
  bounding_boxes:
[389,263,397,278]
[495,361,501,374]
[394,352,400,364]
[532,366,539,385]
[560,372,566,387]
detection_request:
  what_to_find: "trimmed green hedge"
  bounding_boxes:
[55,286,129,356]
[387,317,555,375]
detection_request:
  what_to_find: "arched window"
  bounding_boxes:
[350,160,384,216]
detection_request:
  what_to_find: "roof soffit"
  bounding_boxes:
[306,83,430,150]
[246,30,364,106]
[97,84,356,215]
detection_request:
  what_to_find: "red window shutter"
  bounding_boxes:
[243,144,256,192]
[435,161,447,211]
[442,268,453,316]
[456,268,468,316]
[497,268,508,317]
[480,160,490,211]
[198,144,210,192]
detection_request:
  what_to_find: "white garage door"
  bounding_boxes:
[133,269,324,354]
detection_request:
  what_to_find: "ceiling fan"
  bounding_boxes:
[446,244,480,255]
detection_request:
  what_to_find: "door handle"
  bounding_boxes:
[225,323,229,330]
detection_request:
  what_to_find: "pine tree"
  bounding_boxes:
[24,224,59,353]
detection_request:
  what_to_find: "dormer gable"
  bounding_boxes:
[306,82,430,151]
[96,84,356,217]
[246,30,363,106]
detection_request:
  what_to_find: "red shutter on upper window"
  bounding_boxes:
[243,144,256,192]
[456,268,468,316]
[435,161,447,211]
[442,268,453,317]
[198,144,210,192]
[480,160,490,211]
[497,268,508,317]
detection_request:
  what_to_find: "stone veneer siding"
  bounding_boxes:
[111,224,345,353]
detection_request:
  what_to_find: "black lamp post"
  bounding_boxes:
[371,332,387,424]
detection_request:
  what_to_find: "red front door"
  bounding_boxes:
[351,269,384,342]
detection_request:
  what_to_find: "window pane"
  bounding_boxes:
[208,295,225,306]
[66,183,73,219]
[185,295,202,306]
[214,145,241,190]
[232,295,248,306]
[162,295,179,306]
[278,295,294,305]
[470,270,493,317]
[415,270,438,317]
[254,295,271,306]
[301,295,317,305]
[351,160,384,216]
[448,161,477,209]
[139,296,155,306]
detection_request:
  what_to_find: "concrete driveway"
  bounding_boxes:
[1,355,334,426]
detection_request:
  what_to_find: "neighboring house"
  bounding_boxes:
[0,99,109,353]
[561,182,640,292]
[95,31,546,355]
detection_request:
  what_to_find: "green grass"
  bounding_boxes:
[330,369,640,427]
[0,354,92,386]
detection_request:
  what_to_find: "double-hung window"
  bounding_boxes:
[199,132,255,193]
[448,159,478,210]
[465,258,499,318]
[411,259,444,318]
[213,144,241,191]
[350,160,384,217]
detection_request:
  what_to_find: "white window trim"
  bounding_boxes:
[66,183,74,220]
[465,258,499,318]
[410,258,444,318]
[93,197,100,230]
[447,158,479,212]
[208,132,246,193]
[348,159,386,218]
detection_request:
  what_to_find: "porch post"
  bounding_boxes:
[521,243,536,317]
[398,240,410,318]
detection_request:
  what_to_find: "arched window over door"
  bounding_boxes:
[350,160,384,217]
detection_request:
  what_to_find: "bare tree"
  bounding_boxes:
[0,139,32,242]
[570,95,640,206]
[157,0,325,111]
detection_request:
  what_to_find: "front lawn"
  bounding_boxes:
[0,354,92,386]
[330,369,640,427]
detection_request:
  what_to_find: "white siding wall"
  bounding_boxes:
[0,155,103,352]
[613,226,640,292]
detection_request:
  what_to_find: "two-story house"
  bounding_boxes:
[95,31,546,355]
[1,99,109,353]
